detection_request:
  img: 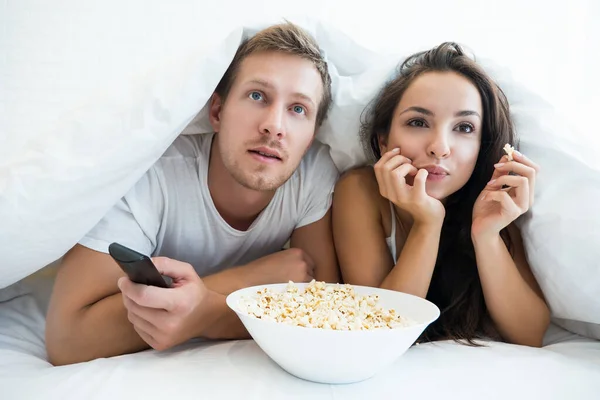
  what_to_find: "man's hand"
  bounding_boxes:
[118,257,209,351]
[241,248,315,284]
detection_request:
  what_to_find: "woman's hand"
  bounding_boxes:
[472,150,540,240]
[374,148,445,226]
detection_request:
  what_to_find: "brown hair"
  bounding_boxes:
[215,22,332,127]
[361,42,516,345]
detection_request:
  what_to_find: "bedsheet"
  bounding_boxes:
[0,268,599,400]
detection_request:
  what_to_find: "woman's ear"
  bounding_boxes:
[378,134,388,155]
[208,93,223,132]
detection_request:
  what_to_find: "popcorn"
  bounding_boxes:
[503,143,515,161]
[238,280,415,331]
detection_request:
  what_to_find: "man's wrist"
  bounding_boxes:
[193,289,224,338]
[195,289,249,340]
[203,264,253,295]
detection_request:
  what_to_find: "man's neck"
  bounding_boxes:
[207,135,276,231]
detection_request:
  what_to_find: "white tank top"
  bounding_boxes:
[385,201,398,262]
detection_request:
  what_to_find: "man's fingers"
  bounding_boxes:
[118,277,175,311]
[151,257,196,280]
[133,325,158,349]
[123,293,169,326]
[126,305,158,336]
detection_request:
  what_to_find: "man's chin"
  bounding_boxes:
[236,174,290,192]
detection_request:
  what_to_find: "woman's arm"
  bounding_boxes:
[379,220,442,297]
[332,168,442,297]
[473,225,550,347]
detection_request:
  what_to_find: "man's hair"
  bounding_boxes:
[215,22,332,127]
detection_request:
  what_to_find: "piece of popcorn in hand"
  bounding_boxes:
[503,143,515,161]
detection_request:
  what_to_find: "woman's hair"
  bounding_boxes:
[360,42,516,344]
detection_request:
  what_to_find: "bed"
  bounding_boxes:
[1,266,599,400]
[2,2,599,399]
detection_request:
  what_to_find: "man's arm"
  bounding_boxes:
[202,246,320,295]
[203,209,340,295]
[46,244,252,366]
[47,243,319,365]
[195,212,340,342]
[45,244,149,365]
[290,209,340,283]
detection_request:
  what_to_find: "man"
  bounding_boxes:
[45,22,340,365]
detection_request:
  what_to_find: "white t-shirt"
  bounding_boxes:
[79,133,339,276]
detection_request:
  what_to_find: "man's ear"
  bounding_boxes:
[208,93,223,132]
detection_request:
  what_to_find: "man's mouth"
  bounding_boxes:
[249,150,281,160]
[248,146,283,163]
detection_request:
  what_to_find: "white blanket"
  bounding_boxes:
[1,269,599,400]
[2,2,600,330]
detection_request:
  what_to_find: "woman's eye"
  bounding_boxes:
[457,123,475,133]
[408,119,426,128]
[249,91,263,101]
[292,105,305,115]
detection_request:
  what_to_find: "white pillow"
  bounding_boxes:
[554,318,600,340]
[480,61,600,328]
[2,16,599,339]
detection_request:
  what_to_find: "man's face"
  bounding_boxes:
[209,51,324,191]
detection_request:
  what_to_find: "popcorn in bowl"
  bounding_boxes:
[237,280,415,330]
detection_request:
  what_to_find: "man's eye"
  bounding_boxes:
[249,91,263,101]
[292,105,305,115]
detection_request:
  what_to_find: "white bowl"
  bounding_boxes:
[226,282,440,384]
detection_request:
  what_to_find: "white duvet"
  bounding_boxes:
[1,2,600,398]
[1,268,599,400]
[2,2,600,330]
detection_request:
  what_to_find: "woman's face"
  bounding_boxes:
[381,71,483,201]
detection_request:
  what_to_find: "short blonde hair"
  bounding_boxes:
[215,22,332,127]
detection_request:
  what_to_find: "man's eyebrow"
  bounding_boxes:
[245,79,316,108]
[247,79,274,90]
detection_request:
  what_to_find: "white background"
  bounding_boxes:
[1,0,599,156]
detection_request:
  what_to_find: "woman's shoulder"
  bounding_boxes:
[333,166,386,213]
[335,166,378,192]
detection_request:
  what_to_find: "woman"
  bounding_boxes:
[332,42,550,347]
